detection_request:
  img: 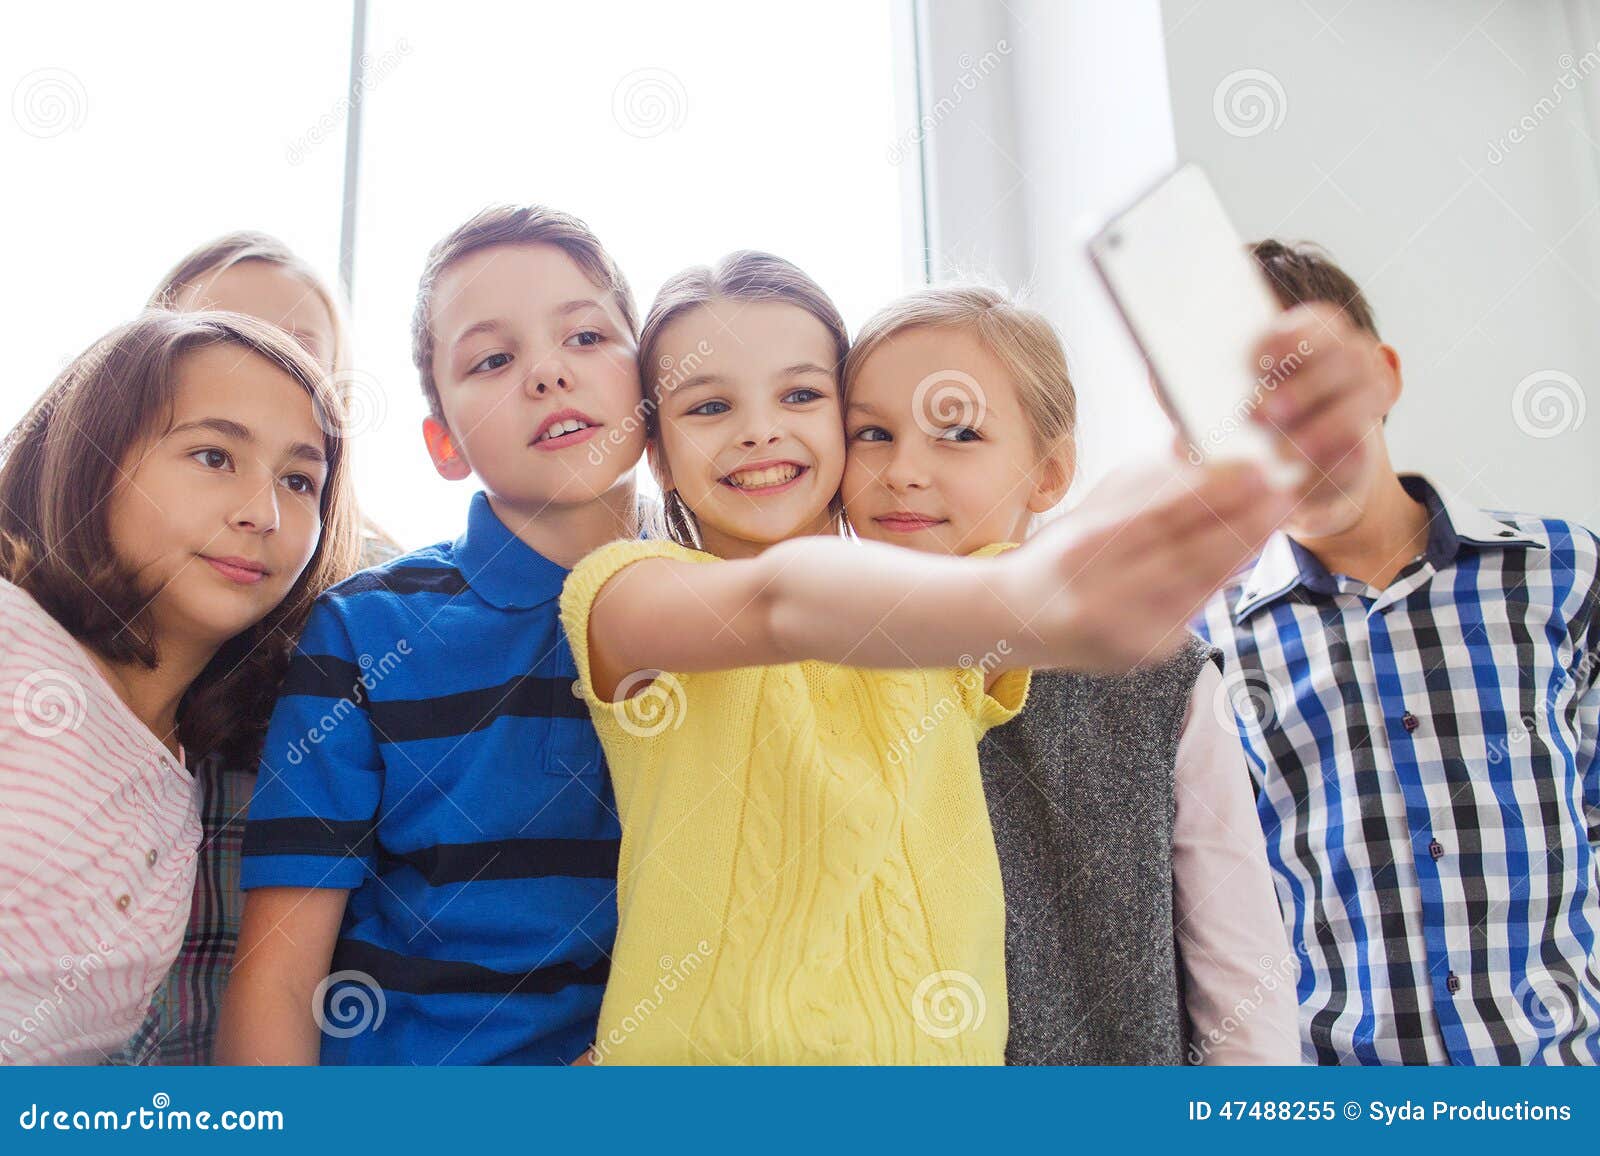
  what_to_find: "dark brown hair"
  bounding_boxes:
[411,204,638,419]
[0,310,361,765]
[638,251,850,547]
[1250,239,1380,338]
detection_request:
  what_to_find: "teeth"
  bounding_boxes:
[539,418,592,442]
[726,464,802,489]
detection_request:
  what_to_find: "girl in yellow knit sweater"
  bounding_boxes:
[558,252,1291,1064]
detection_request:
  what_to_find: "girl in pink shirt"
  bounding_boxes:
[0,310,358,1063]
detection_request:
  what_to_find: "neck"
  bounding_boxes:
[488,479,641,569]
[89,634,216,760]
[698,509,837,560]
[1294,471,1432,588]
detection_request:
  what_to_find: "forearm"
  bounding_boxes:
[759,536,1033,669]
[216,887,345,1065]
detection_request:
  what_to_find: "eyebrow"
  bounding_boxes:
[782,363,833,378]
[167,417,326,465]
[845,399,881,414]
[449,299,607,353]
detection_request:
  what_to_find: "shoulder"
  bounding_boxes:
[0,577,77,662]
[561,538,716,615]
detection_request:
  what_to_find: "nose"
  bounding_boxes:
[230,476,280,535]
[524,350,573,398]
[881,441,930,491]
[737,405,784,450]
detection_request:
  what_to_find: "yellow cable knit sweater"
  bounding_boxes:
[559,538,1028,1065]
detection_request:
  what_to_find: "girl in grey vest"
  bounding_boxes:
[840,285,1299,1065]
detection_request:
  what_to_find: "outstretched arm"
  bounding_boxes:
[585,460,1291,699]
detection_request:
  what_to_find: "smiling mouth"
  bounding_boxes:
[530,415,602,448]
[721,463,808,492]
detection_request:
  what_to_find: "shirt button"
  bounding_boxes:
[1428,838,1444,860]
[1446,971,1461,994]
[146,849,159,867]
[1402,711,1420,733]
[115,893,131,911]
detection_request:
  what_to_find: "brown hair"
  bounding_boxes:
[149,230,350,375]
[638,251,850,547]
[843,283,1078,472]
[1250,239,1379,338]
[411,204,639,420]
[0,310,361,765]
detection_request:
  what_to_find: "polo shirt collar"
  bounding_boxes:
[1231,472,1543,624]
[451,491,569,610]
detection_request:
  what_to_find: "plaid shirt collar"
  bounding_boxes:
[1231,473,1546,624]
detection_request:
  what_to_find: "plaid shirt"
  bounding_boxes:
[112,754,253,1065]
[1198,475,1600,1065]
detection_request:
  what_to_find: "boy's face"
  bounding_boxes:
[843,326,1067,556]
[424,243,644,510]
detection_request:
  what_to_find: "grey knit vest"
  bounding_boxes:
[978,634,1220,1065]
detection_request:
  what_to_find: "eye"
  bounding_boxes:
[687,399,730,417]
[282,473,320,496]
[191,448,232,471]
[568,329,605,348]
[852,426,891,443]
[783,387,825,405]
[937,426,982,443]
[470,352,513,374]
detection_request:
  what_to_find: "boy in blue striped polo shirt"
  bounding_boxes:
[219,205,647,1064]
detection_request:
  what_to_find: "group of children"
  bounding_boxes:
[0,202,1386,1065]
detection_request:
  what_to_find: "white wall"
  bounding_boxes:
[1163,0,1600,524]
[915,0,1598,524]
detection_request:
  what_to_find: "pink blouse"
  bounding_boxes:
[0,579,200,1064]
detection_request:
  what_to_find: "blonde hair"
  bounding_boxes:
[637,251,850,548]
[411,204,638,420]
[844,284,1078,473]
[149,231,349,376]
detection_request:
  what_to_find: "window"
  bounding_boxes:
[5,1,917,548]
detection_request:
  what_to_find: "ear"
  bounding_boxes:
[1377,342,1403,415]
[1025,440,1076,515]
[422,416,471,481]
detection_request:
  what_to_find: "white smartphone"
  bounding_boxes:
[1088,164,1303,483]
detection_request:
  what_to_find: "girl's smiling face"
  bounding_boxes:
[652,298,845,558]
[105,341,329,647]
[843,324,1071,556]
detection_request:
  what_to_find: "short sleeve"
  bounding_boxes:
[240,597,383,891]
[558,537,711,729]
[954,541,1031,735]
